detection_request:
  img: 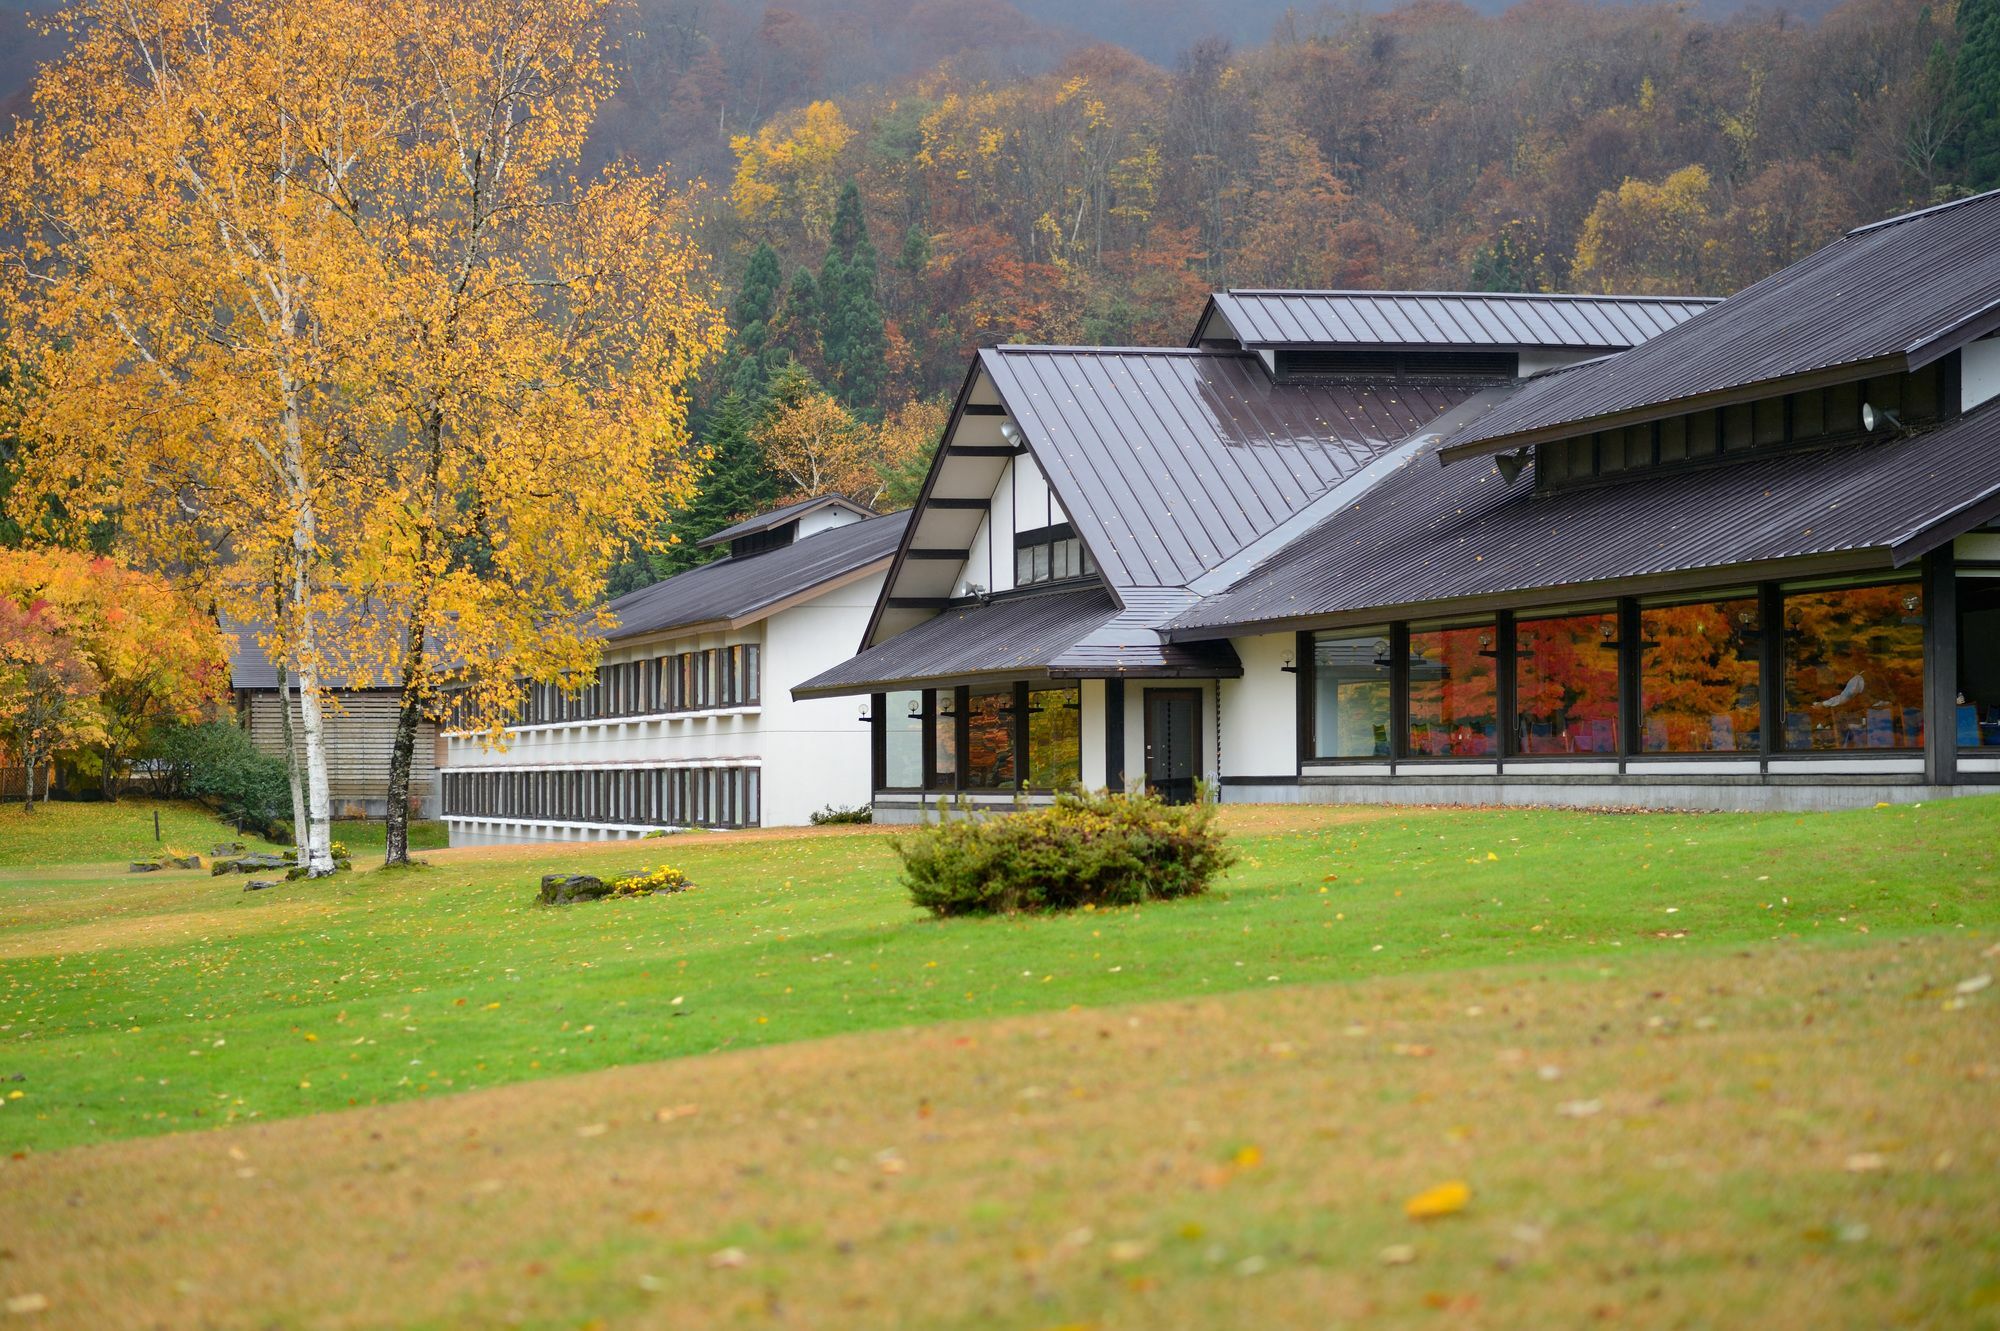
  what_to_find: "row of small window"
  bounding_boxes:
[878,683,1082,790]
[441,766,760,829]
[1536,360,1951,489]
[1307,576,1934,761]
[1015,523,1097,588]
[442,645,762,730]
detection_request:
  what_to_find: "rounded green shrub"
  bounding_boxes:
[895,787,1232,916]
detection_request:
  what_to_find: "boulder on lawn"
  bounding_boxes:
[212,842,246,857]
[128,861,163,874]
[244,879,278,892]
[539,873,610,905]
[226,853,291,874]
[166,855,202,870]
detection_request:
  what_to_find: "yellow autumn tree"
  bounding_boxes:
[0,0,395,873]
[758,365,869,499]
[1570,165,1720,294]
[0,0,727,868]
[319,0,727,864]
[731,100,856,242]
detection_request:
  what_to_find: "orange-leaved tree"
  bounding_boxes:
[0,598,101,810]
[0,550,226,798]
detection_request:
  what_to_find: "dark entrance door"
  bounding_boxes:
[1143,688,1201,805]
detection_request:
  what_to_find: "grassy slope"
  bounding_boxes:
[0,799,276,868]
[2,799,1996,1153]
[5,933,1996,1330]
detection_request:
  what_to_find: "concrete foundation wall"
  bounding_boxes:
[1225,778,1986,813]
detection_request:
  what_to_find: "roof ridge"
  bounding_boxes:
[1220,289,1720,305]
[990,343,1247,357]
[1846,186,2000,237]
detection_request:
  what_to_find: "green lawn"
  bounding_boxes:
[2,797,1996,1154]
[327,816,451,858]
[0,798,278,868]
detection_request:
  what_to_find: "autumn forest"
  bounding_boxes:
[591,0,1997,586]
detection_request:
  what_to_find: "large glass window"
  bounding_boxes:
[1408,623,1499,757]
[1515,611,1621,754]
[884,690,924,788]
[964,688,1015,787]
[1783,581,1925,750]
[1957,573,2000,748]
[1311,630,1392,758]
[1639,597,1762,753]
[1025,685,1082,789]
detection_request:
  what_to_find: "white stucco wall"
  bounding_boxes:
[1964,335,2000,412]
[1080,678,1109,789]
[947,452,1065,600]
[757,571,886,825]
[1218,633,1298,781]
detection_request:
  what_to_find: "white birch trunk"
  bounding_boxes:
[277,662,307,854]
[291,544,336,877]
[279,382,336,878]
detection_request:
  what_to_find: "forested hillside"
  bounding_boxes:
[591,0,1993,589]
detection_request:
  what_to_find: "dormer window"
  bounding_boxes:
[730,523,795,559]
[1015,522,1095,586]
[1535,356,1957,491]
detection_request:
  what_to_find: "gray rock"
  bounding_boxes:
[128,861,163,874]
[166,855,202,870]
[224,853,291,873]
[539,873,609,905]
[244,879,279,892]
[212,842,246,857]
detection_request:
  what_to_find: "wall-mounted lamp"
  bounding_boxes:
[1280,649,1298,674]
[1495,450,1529,485]
[856,701,873,724]
[999,420,1023,447]
[1861,402,1903,433]
[907,696,925,718]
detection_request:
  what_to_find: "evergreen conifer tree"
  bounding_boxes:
[1959,0,2000,189]
[724,242,784,401]
[654,391,782,577]
[819,181,887,411]
[768,267,824,374]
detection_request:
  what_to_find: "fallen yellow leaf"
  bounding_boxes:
[1404,1180,1471,1220]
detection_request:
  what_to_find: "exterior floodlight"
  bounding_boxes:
[1495,450,1528,485]
[1861,403,1902,432]
[999,420,1022,446]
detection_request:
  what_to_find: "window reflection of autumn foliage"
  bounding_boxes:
[1026,685,1081,789]
[1408,625,1498,757]
[964,689,1014,787]
[1640,599,1762,753]
[1783,582,1925,750]
[1516,612,1621,754]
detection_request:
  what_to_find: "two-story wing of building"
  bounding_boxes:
[441,497,907,844]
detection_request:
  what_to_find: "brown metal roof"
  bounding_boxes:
[794,585,1238,699]
[979,347,1479,591]
[604,511,906,640]
[1443,189,2000,459]
[1168,398,2000,637]
[1194,291,1715,350]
